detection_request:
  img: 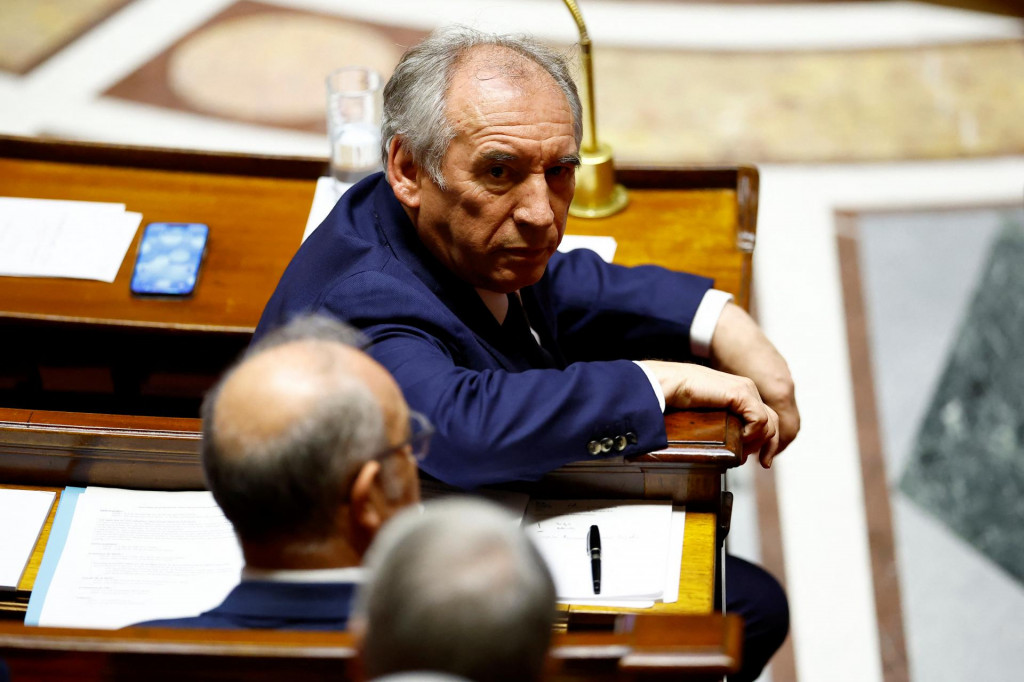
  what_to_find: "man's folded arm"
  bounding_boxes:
[544,249,715,362]
[366,328,669,489]
[707,303,800,454]
[544,251,796,460]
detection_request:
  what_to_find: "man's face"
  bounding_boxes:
[411,51,579,293]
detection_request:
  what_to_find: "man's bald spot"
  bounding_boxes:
[213,340,400,460]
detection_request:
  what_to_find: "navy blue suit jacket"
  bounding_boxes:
[255,174,713,488]
[132,581,357,631]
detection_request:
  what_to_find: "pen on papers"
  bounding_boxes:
[587,524,601,595]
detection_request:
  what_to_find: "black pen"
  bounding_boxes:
[587,524,601,594]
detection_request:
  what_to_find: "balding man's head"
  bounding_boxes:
[202,316,419,558]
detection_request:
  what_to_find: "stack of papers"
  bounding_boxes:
[522,499,685,607]
[0,197,142,282]
[27,487,243,629]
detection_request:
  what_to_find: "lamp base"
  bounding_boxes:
[569,143,628,219]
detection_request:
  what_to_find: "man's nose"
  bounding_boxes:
[512,174,555,229]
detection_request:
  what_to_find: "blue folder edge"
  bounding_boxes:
[24,486,84,625]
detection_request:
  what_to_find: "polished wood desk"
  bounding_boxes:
[0,612,743,682]
[0,136,754,628]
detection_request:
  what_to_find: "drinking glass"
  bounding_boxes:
[326,67,383,187]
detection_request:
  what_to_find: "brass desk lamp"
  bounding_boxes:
[562,0,628,218]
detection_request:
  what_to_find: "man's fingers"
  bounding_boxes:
[758,405,781,468]
[740,403,779,468]
[641,361,784,467]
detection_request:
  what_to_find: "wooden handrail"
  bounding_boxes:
[0,407,741,491]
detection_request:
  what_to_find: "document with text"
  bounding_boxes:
[29,487,243,629]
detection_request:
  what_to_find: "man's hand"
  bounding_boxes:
[709,303,800,456]
[639,360,781,468]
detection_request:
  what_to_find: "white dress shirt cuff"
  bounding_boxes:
[689,289,734,358]
[633,360,667,413]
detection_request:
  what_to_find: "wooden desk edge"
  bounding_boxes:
[0,407,742,478]
[0,613,741,675]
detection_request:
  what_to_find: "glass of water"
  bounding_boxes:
[326,67,383,189]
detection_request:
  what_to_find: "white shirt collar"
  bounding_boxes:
[240,566,365,583]
[476,287,510,324]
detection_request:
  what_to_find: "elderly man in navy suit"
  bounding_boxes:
[256,26,797,679]
[134,316,425,630]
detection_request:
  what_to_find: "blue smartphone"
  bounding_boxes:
[130,222,209,297]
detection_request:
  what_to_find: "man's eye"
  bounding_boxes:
[547,166,572,179]
[489,166,506,178]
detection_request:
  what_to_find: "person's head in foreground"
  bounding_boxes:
[383,25,582,295]
[355,498,557,682]
[204,314,424,569]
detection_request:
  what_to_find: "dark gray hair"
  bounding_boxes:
[249,312,368,353]
[203,315,386,545]
[356,498,556,682]
[381,25,583,189]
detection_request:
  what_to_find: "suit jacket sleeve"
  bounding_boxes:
[318,269,670,489]
[544,248,715,363]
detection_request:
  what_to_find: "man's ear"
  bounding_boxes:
[349,460,385,550]
[386,136,422,210]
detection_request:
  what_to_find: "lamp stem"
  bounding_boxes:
[561,0,628,218]
[562,0,599,153]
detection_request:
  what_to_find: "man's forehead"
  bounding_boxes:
[449,46,558,102]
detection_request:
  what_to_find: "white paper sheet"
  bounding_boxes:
[522,499,673,602]
[0,197,142,282]
[557,235,617,263]
[660,506,687,604]
[0,489,56,590]
[35,487,243,629]
[300,177,618,264]
[301,177,348,243]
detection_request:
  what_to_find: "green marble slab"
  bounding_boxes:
[900,212,1024,584]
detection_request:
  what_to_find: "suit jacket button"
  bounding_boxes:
[600,437,614,453]
[587,440,602,456]
[614,435,628,451]
[626,431,638,444]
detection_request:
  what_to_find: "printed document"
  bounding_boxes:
[0,197,141,282]
[32,487,243,629]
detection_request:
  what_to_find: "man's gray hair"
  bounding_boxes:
[248,312,369,353]
[202,315,386,544]
[356,498,556,682]
[381,25,583,189]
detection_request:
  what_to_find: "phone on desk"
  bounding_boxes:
[130,222,209,297]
